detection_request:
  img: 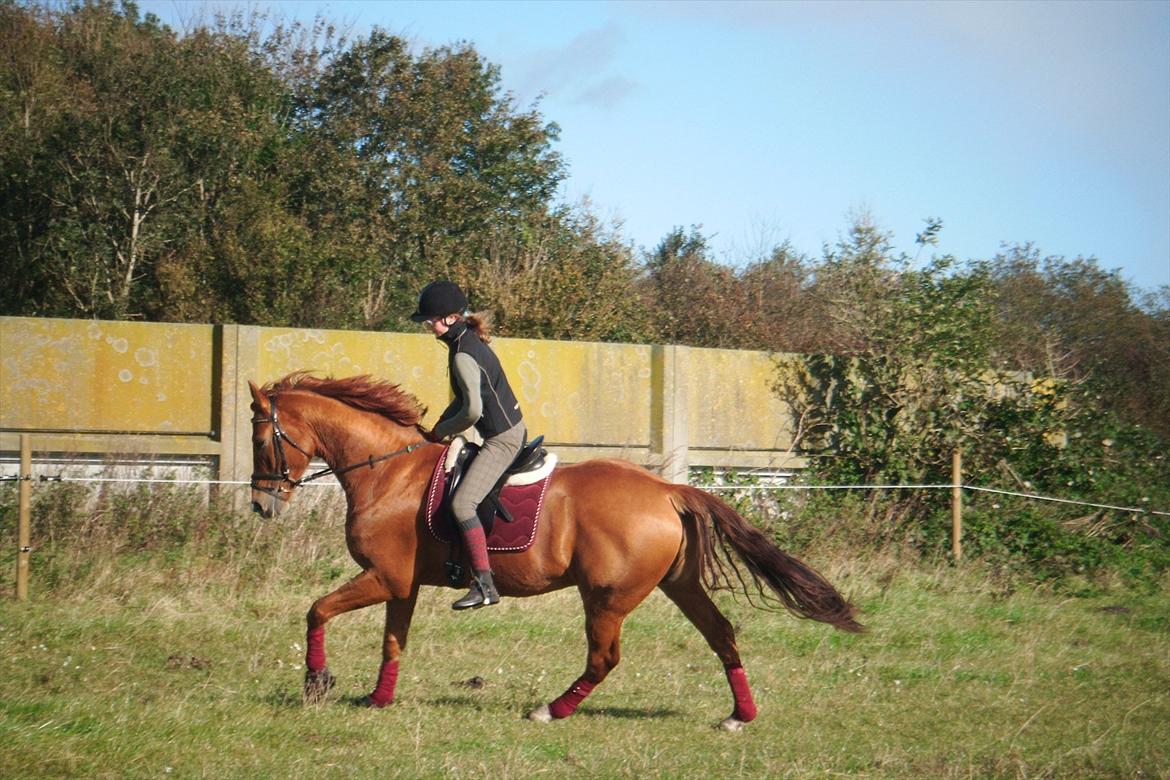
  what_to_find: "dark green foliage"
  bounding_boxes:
[767,219,1170,583]
[1,1,566,329]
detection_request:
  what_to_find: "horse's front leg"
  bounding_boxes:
[304,568,390,703]
[365,587,419,708]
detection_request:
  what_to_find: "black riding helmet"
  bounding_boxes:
[410,280,467,323]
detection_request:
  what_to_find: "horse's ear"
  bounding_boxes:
[248,380,270,415]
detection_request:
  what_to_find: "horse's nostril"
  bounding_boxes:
[251,501,263,515]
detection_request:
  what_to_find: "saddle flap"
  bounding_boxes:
[425,443,553,554]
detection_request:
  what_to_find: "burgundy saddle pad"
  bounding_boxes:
[424,445,553,553]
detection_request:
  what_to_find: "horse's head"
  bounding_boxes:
[248,380,315,518]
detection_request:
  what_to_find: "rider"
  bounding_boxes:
[412,280,525,610]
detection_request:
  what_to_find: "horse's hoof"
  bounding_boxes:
[720,716,747,732]
[527,704,553,723]
[361,695,391,709]
[303,668,336,704]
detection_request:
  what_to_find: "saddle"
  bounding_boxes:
[443,434,556,534]
[424,436,557,589]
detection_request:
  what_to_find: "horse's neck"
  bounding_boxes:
[299,396,417,470]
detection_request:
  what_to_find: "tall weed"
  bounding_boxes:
[0,478,351,600]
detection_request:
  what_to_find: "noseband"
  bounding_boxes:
[250,394,425,499]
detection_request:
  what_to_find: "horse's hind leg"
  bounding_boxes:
[659,580,758,731]
[528,603,628,722]
[304,568,390,702]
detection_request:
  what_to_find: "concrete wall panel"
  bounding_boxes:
[1,317,213,434]
[2,317,803,479]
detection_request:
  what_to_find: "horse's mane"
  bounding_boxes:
[264,371,427,427]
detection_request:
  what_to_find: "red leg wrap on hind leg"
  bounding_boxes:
[725,664,758,722]
[306,627,326,673]
[367,659,400,708]
[548,676,597,719]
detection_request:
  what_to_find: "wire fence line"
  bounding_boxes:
[701,482,1170,518]
[3,470,1167,517]
[963,485,1170,518]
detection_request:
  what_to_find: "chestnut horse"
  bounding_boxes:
[249,372,861,730]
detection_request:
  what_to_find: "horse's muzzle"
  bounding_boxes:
[250,489,289,518]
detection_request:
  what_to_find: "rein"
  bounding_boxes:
[250,394,424,498]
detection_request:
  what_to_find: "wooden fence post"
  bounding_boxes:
[16,433,31,600]
[951,447,963,562]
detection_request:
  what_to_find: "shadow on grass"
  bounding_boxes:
[261,685,364,710]
[426,694,487,709]
[262,687,305,708]
[257,688,679,721]
[576,706,680,720]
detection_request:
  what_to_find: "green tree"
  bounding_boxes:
[0,1,302,322]
[0,1,72,314]
[642,227,745,347]
[465,203,651,342]
[289,30,564,329]
[17,1,196,319]
[981,245,1170,443]
[1,4,571,330]
[736,242,817,353]
[781,217,998,489]
[775,217,1169,562]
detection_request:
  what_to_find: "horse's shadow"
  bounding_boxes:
[425,694,487,709]
[262,687,304,708]
[575,706,679,720]
[264,689,680,721]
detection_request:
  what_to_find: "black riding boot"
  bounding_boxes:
[452,569,500,610]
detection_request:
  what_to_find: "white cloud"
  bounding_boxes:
[573,75,640,109]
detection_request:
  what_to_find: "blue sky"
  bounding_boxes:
[140,0,1170,293]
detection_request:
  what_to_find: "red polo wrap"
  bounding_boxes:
[548,676,597,719]
[368,659,400,708]
[306,627,326,672]
[725,664,757,722]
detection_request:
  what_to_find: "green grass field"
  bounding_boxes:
[1,539,1167,779]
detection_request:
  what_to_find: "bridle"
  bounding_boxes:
[250,393,425,499]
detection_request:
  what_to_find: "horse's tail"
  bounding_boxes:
[670,485,864,633]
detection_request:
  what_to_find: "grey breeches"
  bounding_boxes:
[450,423,526,522]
